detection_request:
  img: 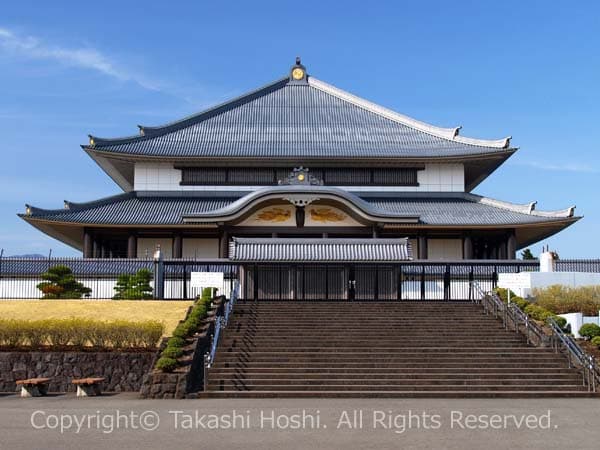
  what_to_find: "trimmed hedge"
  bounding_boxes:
[579,323,600,340]
[494,288,568,330]
[0,318,164,349]
[591,336,600,348]
[156,287,216,373]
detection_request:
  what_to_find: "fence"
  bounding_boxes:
[555,259,600,273]
[0,257,238,300]
[241,261,540,301]
[1,256,599,301]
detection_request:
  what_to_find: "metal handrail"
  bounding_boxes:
[203,281,240,390]
[471,281,598,392]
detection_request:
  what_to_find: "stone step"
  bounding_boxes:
[198,390,597,399]
[208,367,577,374]
[208,372,580,380]
[205,384,586,392]
[207,378,581,387]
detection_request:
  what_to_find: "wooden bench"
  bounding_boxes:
[15,378,51,397]
[72,377,106,397]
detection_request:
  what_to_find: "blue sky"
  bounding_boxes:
[0,0,598,257]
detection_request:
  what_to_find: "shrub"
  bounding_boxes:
[166,336,186,348]
[0,318,163,349]
[532,285,600,316]
[36,265,92,299]
[155,290,218,372]
[494,288,516,302]
[113,269,153,300]
[510,297,529,310]
[553,316,568,330]
[45,319,74,346]
[579,323,600,340]
[591,336,600,348]
[130,321,164,348]
[0,320,26,347]
[161,347,184,359]
[523,304,556,323]
[156,357,178,372]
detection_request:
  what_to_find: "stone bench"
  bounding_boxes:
[72,377,106,397]
[15,378,52,397]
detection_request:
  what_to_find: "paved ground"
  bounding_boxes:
[0,393,599,449]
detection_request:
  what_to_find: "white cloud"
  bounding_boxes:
[512,160,599,174]
[0,26,161,92]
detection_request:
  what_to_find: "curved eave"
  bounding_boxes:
[182,186,420,224]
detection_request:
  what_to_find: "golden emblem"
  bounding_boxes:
[310,208,346,223]
[257,207,292,222]
[292,68,304,80]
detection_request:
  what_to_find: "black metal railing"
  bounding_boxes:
[555,259,600,273]
[1,255,600,301]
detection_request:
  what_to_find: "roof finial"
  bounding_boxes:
[295,56,301,66]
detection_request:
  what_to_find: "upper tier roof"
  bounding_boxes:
[85,62,513,160]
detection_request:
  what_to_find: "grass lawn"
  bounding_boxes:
[0,300,193,336]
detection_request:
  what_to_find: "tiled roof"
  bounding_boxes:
[21,190,577,226]
[0,258,236,276]
[86,74,512,159]
[229,238,412,262]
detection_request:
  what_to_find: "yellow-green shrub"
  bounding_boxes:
[533,285,600,315]
[0,318,164,349]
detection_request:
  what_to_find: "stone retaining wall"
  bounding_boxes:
[0,351,153,393]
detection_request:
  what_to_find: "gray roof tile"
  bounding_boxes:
[22,190,575,226]
[87,76,512,159]
[229,238,412,262]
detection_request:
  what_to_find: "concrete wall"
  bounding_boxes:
[133,162,465,192]
[427,239,463,260]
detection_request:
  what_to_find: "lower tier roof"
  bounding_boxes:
[21,189,577,227]
[19,188,579,251]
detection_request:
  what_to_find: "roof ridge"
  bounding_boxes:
[87,77,290,147]
[308,77,511,149]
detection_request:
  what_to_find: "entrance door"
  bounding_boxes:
[348,266,356,301]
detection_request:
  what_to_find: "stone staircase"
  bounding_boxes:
[201,301,594,398]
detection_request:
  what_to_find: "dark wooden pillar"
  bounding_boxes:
[498,240,507,260]
[220,230,229,258]
[418,235,428,260]
[92,238,99,258]
[83,231,93,258]
[173,234,183,259]
[100,242,108,259]
[489,245,498,260]
[463,235,473,260]
[507,232,517,260]
[127,233,137,259]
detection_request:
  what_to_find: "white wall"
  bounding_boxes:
[183,238,219,258]
[428,239,463,260]
[133,162,465,192]
[137,238,173,258]
[134,163,181,191]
